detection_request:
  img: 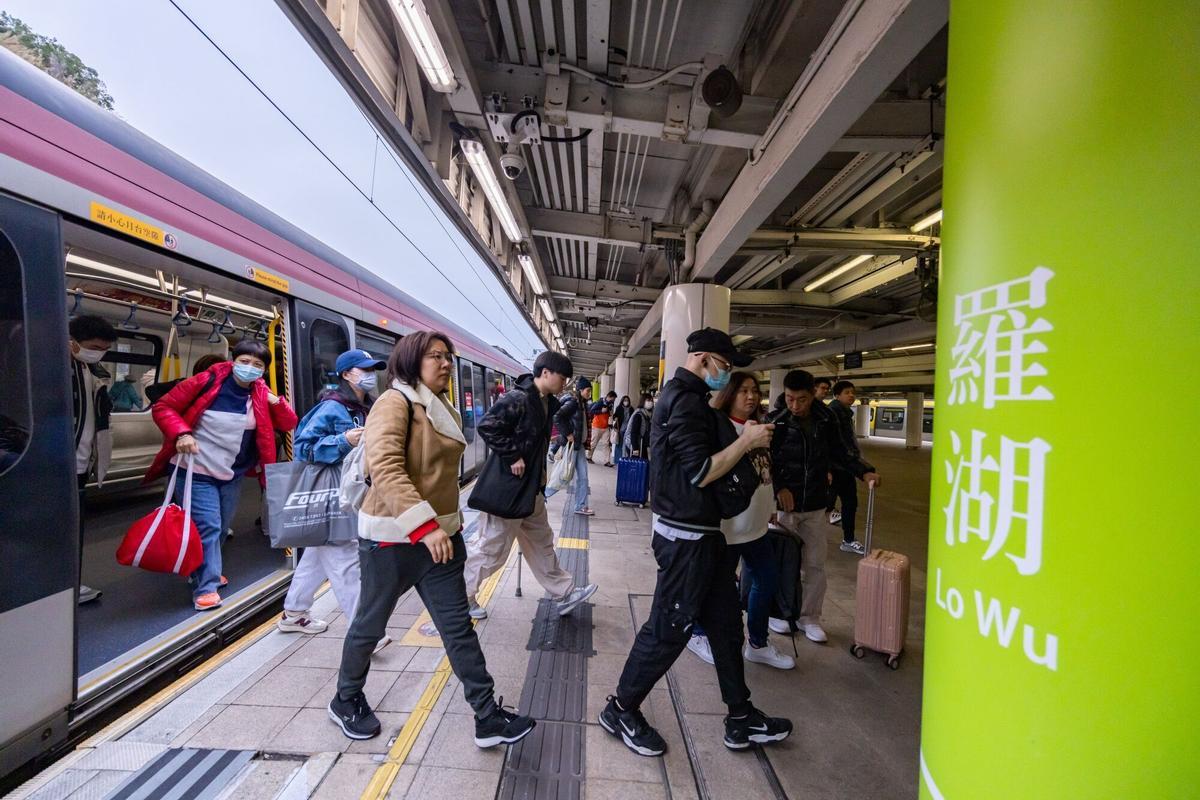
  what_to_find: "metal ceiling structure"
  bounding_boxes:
[280,0,950,392]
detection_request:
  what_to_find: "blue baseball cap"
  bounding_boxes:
[335,349,386,375]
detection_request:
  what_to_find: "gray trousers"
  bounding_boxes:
[337,534,496,718]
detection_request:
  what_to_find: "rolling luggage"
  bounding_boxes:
[615,457,649,507]
[850,482,911,669]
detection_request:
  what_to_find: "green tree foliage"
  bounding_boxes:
[0,12,115,110]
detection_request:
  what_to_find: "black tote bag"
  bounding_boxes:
[467,452,541,519]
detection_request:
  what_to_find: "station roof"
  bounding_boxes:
[282,0,949,392]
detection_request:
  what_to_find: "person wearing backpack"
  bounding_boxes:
[463,351,598,621]
[686,373,793,670]
[329,332,536,749]
[599,328,792,758]
[622,393,653,459]
[277,349,386,645]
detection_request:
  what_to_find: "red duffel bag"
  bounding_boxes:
[117,455,203,575]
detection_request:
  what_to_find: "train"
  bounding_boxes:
[0,50,525,777]
[869,399,934,442]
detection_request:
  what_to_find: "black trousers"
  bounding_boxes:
[830,470,858,542]
[338,534,497,718]
[617,533,751,715]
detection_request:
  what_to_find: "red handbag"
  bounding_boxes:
[117,456,203,575]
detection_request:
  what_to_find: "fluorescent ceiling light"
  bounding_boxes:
[517,253,545,295]
[538,297,555,322]
[809,338,827,345]
[66,253,159,288]
[731,334,753,346]
[184,290,274,318]
[388,0,456,93]
[804,254,871,292]
[910,209,943,232]
[551,322,562,339]
[460,139,523,242]
[890,342,934,351]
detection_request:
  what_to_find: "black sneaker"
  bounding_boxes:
[327,692,381,740]
[723,706,793,750]
[598,696,667,757]
[475,698,536,748]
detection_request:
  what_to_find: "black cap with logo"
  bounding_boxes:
[686,327,753,367]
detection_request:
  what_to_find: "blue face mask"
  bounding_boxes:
[704,361,731,391]
[356,374,378,392]
[232,363,264,383]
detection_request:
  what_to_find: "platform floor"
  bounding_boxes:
[11,438,930,800]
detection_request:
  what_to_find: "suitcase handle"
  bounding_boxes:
[863,480,877,554]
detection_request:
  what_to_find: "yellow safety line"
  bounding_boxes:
[556,537,589,550]
[359,547,512,800]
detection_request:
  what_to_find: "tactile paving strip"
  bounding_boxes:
[498,490,592,800]
[101,748,253,800]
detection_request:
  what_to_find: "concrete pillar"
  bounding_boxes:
[599,372,613,397]
[660,283,731,380]
[768,369,787,408]
[854,402,871,437]
[614,356,639,400]
[904,392,923,449]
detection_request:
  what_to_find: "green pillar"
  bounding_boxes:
[920,3,1199,797]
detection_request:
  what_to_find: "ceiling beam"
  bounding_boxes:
[527,207,662,250]
[750,318,936,370]
[829,256,916,304]
[838,353,936,375]
[549,276,661,303]
[690,0,949,280]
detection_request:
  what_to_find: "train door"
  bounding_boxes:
[0,195,75,774]
[290,300,351,415]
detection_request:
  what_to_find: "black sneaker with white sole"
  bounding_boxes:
[474,700,536,748]
[598,696,667,757]
[328,692,381,740]
[723,707,793,750]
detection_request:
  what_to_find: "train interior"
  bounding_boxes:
[62,220,296,702]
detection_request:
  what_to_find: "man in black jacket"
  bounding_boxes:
[465,353,598,619]
[769,370,880,644]
[827,380,879,555]
[550,376,594,515]
[600,328,792,758]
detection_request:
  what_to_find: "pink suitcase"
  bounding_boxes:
[850,483,911,669]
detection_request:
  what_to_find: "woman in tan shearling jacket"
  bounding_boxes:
[328,331,536,748]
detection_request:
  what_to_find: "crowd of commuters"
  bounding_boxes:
[72,311,882,757]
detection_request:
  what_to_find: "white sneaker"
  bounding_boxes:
[799,623,828,644]
[687,635,715,665]
[556,584,597,615]
[78,585,102,604]
[768,617,793,636]
[840,540,867,555]
[743,642,795,670]
[469,602,488,620]
[373,635,392,654]
[828,511,842,525]
[277,611,329,634]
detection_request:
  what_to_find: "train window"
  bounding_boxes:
[458,359,475,444]
[309,318,349,398]
[485,368,502,408]
[103,331,162,413]
[0,232,30,477]
[923,411,934,434]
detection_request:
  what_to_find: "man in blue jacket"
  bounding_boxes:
[599,328,793,758]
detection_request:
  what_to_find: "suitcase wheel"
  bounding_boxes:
[850,644,866,659]
[886,654,901,671]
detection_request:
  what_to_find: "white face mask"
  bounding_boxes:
[74,347,106,364]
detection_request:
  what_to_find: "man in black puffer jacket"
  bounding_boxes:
[769,370,879,645]
[464,353,598,619]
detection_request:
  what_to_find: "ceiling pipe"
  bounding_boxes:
[679,199,716,277]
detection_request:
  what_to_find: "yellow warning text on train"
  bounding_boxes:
[247,266,290,293]
[89,202,167,247]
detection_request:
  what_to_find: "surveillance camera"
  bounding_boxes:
[500,151,526,180]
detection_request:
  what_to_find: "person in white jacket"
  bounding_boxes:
[686,372,794,670]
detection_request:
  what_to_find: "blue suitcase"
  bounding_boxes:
[615,457,649,507]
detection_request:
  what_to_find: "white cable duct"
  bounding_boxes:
[679,198,716,275]
[560,60,703,90]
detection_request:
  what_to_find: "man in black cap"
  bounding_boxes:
[599,328,793,758]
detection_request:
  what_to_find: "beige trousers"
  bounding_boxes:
[587,427,613,463]
[463,494,575,602]
[776,509,836,625]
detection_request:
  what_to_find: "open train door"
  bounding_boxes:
[0,194,75,775]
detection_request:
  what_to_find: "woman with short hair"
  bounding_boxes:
[329,331,536,748]
[148,339,298,611]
